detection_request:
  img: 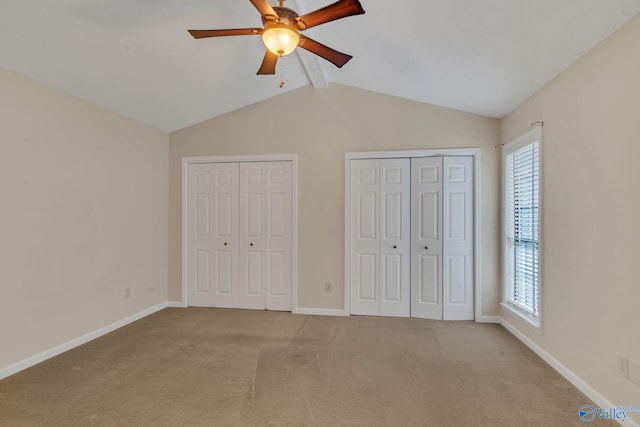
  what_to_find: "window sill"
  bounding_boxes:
[500,302,542,334]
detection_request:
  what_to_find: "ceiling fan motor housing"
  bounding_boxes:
[262,7,299,28]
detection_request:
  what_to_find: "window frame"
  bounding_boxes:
[501,127,543,331]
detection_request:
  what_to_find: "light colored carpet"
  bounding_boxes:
[0,308,614,426]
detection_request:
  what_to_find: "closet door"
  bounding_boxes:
[188,159,293,311]
[442,157,474,320]
[238,162,267,310]
[188,163,240,308]
[410,156,474,320]
[187,163,216,307]
[210,163,240,308]
[350,159,380,316]
[410,157,443,319]
[350,159,410,317]
[237,161,293,311]
[379,159,410,317]
[265,162,292,311]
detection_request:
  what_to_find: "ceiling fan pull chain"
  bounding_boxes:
[279,60,286,88]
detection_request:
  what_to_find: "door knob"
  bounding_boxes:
[424,246,428,250]
[224,242,228,246]
[250,243,254,247]
[393,245,397,249]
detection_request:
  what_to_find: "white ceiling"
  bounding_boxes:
[1,0,639,133]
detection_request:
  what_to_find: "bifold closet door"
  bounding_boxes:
[441,157,474,320]
[187,163,239,308]
[350,159,410,317]
[238,162,292,311]
[188,161,292,311]
[410,156,474,320]
[410,157,443,319]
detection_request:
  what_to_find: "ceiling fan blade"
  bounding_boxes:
[188,28,261,38]
[249,0,277,18]
[296,0,365,30]
[298,36,353,68]
[257,50,279,75]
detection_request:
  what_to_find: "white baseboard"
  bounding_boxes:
[0,301,169,381]
[168,300,186,308]
[293,310,502,322]
[476,315,502,323]
[500,318,639,427]
[293,307,346,317]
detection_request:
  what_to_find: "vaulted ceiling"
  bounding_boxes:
[1,1,639,132]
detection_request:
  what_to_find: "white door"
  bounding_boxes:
[410,156,474,320]
[188,163,240,308]
[379,159,411,317]
[264,162,292,311]
[239,162,267,310]
[210,163,240,308]
[442,157,474,320]
[187,163,216,307]
[350,159,410,317]
[350,159,379,316]
[410,157,443,319]
[188,160,293,311]
[238,161,293,311]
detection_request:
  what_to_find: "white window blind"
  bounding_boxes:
[503,128,541,319]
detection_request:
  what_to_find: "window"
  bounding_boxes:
[502,127,541,327]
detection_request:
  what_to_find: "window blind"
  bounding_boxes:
[504,138,540,317]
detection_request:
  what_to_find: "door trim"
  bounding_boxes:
[182,154,299,311]
[344,148,482,320]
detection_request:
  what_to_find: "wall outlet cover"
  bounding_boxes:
[618,355,629,378]
[628,359,640,386]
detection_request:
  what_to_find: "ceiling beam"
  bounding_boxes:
[291,0,329,88]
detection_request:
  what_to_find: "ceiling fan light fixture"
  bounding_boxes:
[261,24,299,56]
[188,0,365,74]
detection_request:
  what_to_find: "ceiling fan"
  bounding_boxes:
[188,0,365,75]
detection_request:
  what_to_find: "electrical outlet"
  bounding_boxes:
[124,287,131,300]
[629,359,640,386]
[617,355,629,379]
[324,282,332,293]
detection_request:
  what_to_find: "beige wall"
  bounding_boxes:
[500,12,640,418]
[0,68,169,371]
[169,84,500,315]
